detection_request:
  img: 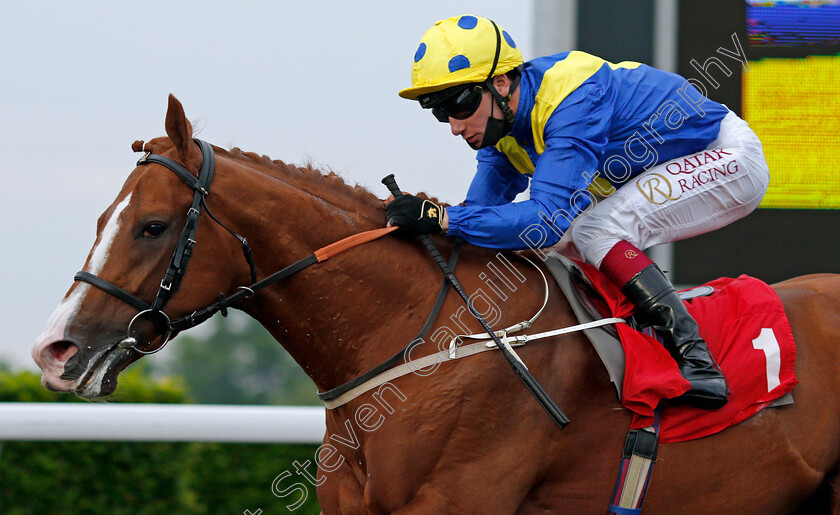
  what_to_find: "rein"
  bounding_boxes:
[167,225,401,334]
[76,139,238,352]
[74,139,398,354]
[76,139,576,414]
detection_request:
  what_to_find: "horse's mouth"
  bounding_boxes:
[71,343,138,398]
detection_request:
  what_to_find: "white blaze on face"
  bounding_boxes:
[87,193,134,277]
[32,193,134,369]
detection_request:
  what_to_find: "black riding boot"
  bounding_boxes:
[621,264,729,410]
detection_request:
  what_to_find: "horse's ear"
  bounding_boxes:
[164,94,195,165]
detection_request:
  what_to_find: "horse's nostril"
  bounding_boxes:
[48,340,79,363]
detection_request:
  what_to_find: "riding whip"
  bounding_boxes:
[382,174,570,429]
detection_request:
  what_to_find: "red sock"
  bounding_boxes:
[599,241,655,286]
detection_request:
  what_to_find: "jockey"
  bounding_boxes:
[386,15,770,410]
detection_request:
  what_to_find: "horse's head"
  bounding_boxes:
[32,95,248,397]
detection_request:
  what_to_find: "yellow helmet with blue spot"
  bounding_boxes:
[398,15,523,100]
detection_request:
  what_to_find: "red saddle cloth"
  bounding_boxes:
[575,261,798,443]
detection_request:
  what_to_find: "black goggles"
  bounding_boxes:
[421,84,485,123]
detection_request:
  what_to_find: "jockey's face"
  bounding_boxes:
[446,90,497,148]
[445,74,515,149]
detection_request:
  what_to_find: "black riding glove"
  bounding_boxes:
[385,194,445,234]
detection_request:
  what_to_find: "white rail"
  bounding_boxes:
[0,403,326,443]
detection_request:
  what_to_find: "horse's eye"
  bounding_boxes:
[142,222,167,238]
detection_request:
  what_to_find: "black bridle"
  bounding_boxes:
[75,139,258,354]
[73,139,405,357]
[70,140,462,408]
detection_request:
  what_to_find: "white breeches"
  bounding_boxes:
[571,111,770,268]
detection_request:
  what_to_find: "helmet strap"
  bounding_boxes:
[475,69,521,149]
[473,19,520,149]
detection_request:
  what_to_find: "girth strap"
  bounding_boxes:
[609,410,661,515]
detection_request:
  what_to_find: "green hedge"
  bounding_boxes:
[0,367,322,514]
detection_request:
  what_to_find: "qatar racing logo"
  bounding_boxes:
[636,172,681,205]
[636,148,741,204]
[676,159,740,193]
[665,149,734,175]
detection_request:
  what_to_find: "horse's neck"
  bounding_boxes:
[254,242,453,390]
[214,157,447,391]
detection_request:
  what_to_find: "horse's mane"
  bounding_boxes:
[219,146,384,209]
[134,137,444,208]
[219,146,446,206]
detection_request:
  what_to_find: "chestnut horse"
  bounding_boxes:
[32,95,840,513]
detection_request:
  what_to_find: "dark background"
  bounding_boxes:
[577,0,840,284]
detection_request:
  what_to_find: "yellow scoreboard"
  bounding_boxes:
[744,0,840,209]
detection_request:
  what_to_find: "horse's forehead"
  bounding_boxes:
[95,169,139,223]
[97,136,199,230]
[121,162,187,207]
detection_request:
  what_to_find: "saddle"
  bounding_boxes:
[545,252,795,442]
[545,253,711,399]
